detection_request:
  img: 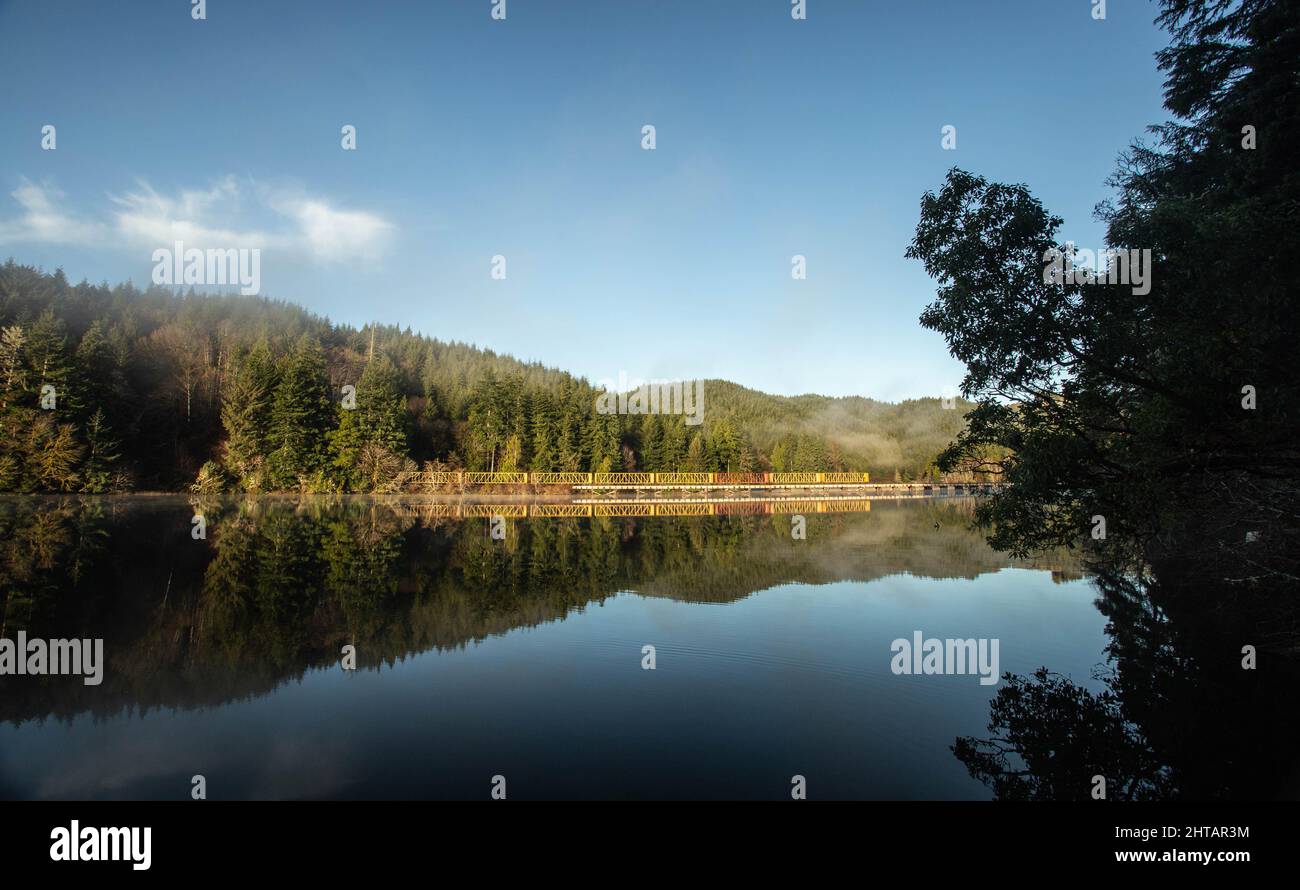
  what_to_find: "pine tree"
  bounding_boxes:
[660,419,687,471]
[738,439,759,473]
[221,343,279,487]
[638,415,662,471]
[80,408,122,492]
[770,440,789,473]
[331,353,412,489]
[267,336,333,488]
[710,419,740,472]
[686,432,709,472]
[499,434,523,472]
[530,390,558,471]
[356,353,409,455]
[0,325,26,410]
[72,320,118,420]
[466,371,508,470]
[556,402,582,471]
[24,310,72,412]
[24,414,83,491]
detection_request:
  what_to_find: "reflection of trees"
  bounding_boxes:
[0,499,108,633]
[955,557,1300,801]
[953,668,1170,801]
[1,496,1076,726]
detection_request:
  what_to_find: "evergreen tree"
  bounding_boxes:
[637,415,661,472]
[71,320,119,420]
[356,353,409,454]
[710,419,740,472]
[686,432,709,472]
[770,440,790,473]
[0,325,26,410]
[24,310,72,411]
[221,342,279,487]
[660,419,687,471]
[530,390,558,472]
[267,336,333,488]
[80,408,122,492]
[331,354,413,489]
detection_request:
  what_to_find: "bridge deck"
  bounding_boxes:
[408,470,996,494]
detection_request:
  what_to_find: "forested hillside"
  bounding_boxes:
[0,261,977,492]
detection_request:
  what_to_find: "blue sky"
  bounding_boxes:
[0,0,1169,400]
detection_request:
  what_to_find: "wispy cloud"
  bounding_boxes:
[0,176,395,262]
[0,179,109,245]
[267,193,394,261]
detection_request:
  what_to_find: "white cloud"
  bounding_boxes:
[271,195,394,260]
[0,179,108,245]
[110,177,275,248]
[0,176,395,262]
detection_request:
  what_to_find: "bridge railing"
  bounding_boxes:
[769,472,821,485]
[406,469,919,488]
[530,503,593,517]
[716,501,773,515]
[653,502,716,516]
[463,471,530,485]
[713,472,768,485]
[653,472,712,485]
[593,502,657,516]
[531,472,593,485]
[820,472,871,483]
[591,472,655,486]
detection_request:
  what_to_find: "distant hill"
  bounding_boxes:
[0,260,975,490]
[700,379,974,480]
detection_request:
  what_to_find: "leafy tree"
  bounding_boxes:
[905,0,1299,570]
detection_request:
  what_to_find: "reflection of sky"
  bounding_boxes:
[0,569,1107,800]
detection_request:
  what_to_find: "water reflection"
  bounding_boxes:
[954,562,1300,801]
[1,496,1074,723]
[3,495,1285,799]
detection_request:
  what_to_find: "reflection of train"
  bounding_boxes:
[394,499,877,520]
[411,471,872,487]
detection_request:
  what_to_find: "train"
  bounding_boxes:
[412,471,872,486]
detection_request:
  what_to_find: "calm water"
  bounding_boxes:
[2,495,1110,799]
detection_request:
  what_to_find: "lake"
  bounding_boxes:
[0,495,1153,800]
